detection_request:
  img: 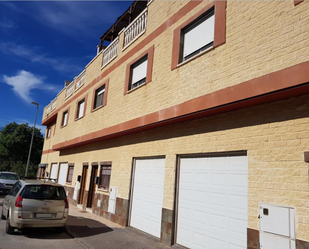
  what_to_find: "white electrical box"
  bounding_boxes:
[108,186,117,214]
[259,203,295,249]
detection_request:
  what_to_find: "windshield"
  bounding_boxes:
[20,185,66,200]
[0,173,19,180]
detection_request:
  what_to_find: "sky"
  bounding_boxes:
[0,1,133,133]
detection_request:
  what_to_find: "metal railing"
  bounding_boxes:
[65,82,74,99]
[123,9,148,49]
[102,37,119,68]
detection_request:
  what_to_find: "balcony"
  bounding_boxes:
[65,81,74,99]
[102,37,119,68]
[75,70,85,90]
[123,8,148,50]
[45,97,57,117]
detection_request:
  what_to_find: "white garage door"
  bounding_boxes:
[50,163,58,181]
[58,163,68,186]
[130,158,165,238]
[177,155,248,249]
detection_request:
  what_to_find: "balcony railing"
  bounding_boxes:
[65,82,74,99]
[75,71,85,90]
[123,9,148,50]
[102,37,119,68]
[45,104,51,116]
[51,98,57,111]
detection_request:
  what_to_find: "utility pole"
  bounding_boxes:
[25,102,39,177]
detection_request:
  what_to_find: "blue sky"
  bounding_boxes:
[0,1,132,133]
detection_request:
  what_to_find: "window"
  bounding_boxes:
[180,9,214,62]
[46,127,51,139]
[171,1,226,70]
[124,45,154,94]
[66,166,74,183]
[129,55,148,90]
[98,164,111,191]
[62,110,68,127]
[76,99,85,119]
[93,85,105,110]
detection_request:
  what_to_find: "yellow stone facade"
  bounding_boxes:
[41,0,309,246]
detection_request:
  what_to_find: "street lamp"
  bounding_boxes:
[25,102,39,177]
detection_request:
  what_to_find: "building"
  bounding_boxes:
[40,0,309,248]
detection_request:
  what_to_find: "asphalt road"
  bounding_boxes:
[0,195,85,249]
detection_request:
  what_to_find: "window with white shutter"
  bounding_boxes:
[62,110,68,127]
[130,55,148,90]
[180,9,215,62]
[93,85,105,110]
[76,99,85,119]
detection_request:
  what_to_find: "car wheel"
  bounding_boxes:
[5,214,15,234]
[1,208,5,220]
[55,227,66,233]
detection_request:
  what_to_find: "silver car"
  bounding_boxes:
[1,179,69,234]
[0,172,20,194]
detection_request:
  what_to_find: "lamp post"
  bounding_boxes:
[25,102,39,177]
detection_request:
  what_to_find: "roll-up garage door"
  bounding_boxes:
[130,158,165,238]
[177,155,248,249]
[58,163,68,186]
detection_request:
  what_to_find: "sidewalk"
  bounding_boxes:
[66,205,171,249]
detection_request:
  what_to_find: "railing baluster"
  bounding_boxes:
[123,9,148,49]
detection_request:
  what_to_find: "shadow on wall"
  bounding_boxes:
[66,215,113,238]
[60,93,309,156]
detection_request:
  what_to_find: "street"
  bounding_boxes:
[0,195,84,249]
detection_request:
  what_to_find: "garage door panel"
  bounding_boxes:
[177,155,248,249]
[130,158,165,238]
[229,194,247,212]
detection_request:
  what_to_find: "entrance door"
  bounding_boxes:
[50,163,58,181]
[58,163,68,186]
[87,165,98,208]
[78,165,88,205]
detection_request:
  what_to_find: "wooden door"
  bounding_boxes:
[78,165,88,205]
[87,165,98,208]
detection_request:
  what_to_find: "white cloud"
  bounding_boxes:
[0,42,83,73]
[2,70,59,102]
[0,17,15,31]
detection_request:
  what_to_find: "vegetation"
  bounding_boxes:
[0,122,44,177]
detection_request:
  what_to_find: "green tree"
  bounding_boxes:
[0,122,44,177]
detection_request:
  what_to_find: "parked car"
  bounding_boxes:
[0,172,20,195]
[1,179,69,234]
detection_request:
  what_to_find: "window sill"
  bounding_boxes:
[92,104,105,113]
[175,45,214,70]
[75,116,84,122]
[126,82,146,95]
[97,188,109,193]
[61,124,67,129]
[66,182,72,185]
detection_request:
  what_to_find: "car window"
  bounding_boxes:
[20,185,66,200]
[0,173,19,180]
[8,182,21,197]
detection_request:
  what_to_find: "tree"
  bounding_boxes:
[0,122,44,177]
